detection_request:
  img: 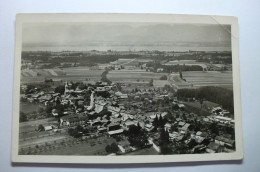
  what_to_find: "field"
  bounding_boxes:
[21,67,104,83]
[19,118,57,133]
[37,136,116,155]
[182,101,220,116]
[19,133,68,148]
[182,71,233,90]
[153,80,170,88]
[107,70,168,83]
[164,60,208,68]
[20,102,44,113]
[125,146,159,155]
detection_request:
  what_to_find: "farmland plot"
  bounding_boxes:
[182,71,233,90]
[21,67,104,83]
[107,70,168,83]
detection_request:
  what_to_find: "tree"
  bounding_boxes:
[160,143,172,155]
[171,124,178,132]
[188,139,197,149]
[68,128,76,136]
[110,143,119,153]
[19,112,28,122]
[153,115,159,128]
[174,141,188,154]
[101,70,112,84]
[160,75,167,80]
[24,85,35,94]
[45,104,53,114]
[158,114,165,127]
[199,99,204,109]
[78,83,87,90]
[160,129,169,145]
[38,124,44,132]
[127,125,148,148]
[210,122,219,135]
[55,85,65,95]
[149,79,153,86]
[105,145,111,153]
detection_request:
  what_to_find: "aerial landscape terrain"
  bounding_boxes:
[18,49,235,156]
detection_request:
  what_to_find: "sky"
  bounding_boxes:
[22,22,232,52]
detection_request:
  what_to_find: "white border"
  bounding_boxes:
[12,13,243,164]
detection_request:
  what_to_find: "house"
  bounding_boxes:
[193,144,206,153]
[214,116,233,124]
[43,125,52,131]
[211,107,222,114]
[60,114,88,127]
[178,103,185,109]
[215,136,235,148]
[111,117,121,124]
[115,91,128,99]
[157,68,164,72]
[108,129,124,137]
[206,142,220,153]
[94,104,105,114]
[164,123,171,131]
[178,121,186,128]
[180,123,190,134]
[203,117,210,123]
[77,100,84,106]
[92,117,103,127]
[108,123,121,131]
[38,94,53,103]
[145,124,154,132]
[51,109,59,116]
[118,140,132,153]
[150,112,167,120]
[96,87,106,92]
[98,127,107,133]
[169,132,184,142]
[107,106,121,115]
[124,121,136,130]
[195,131,206,143]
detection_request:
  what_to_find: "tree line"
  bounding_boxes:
[177,86,234,113]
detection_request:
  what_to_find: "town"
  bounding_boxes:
[19,50,235,156]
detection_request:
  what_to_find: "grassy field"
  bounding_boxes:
[19,117,57,133]
[19,133,68,148]
[182,101,220,116]
[182,71,233,90]
[20,102,44,113]
[125,146,159,155]
[38,136,116,155]
[183,101,220,112]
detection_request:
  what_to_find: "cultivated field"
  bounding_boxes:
[182,71,233,90]
[153,80,170,88]
[21,67,104,83]
[37,136,116,155]
[19,133,68,148]
[164,60,208,68]
[107,70,168,83]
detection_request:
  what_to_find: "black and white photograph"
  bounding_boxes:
[12,13,242,164]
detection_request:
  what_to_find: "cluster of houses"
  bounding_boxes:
[147,113,235,154]
[21,79,235,155]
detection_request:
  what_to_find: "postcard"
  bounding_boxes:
[12,13,243,164]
